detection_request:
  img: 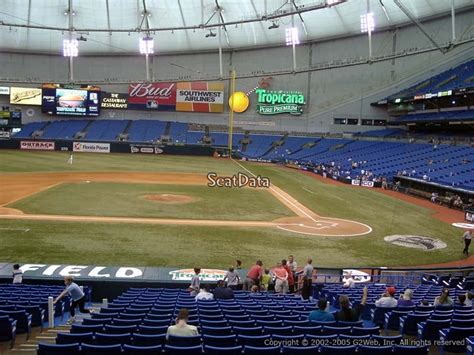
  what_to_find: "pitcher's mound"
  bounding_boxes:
[143,194,196,204]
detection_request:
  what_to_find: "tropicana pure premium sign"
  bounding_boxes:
[256,88,305,116]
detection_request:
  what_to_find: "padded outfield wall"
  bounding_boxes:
[0,10,473,133]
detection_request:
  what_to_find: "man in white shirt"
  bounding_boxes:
[167,309,199,338]
[342,273,355,288]
[195,284,214,301]
[463,229,472,256]
[375,287,398,308]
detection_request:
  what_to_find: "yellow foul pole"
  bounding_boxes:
[228,70,236,156]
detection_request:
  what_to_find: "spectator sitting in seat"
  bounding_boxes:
[213,280,234,300]
[342,272,355,288]
[375,287,397,308]
[249,285,259,296]
[465,292,473,307]
[434,288,453,308]
[166,308,199,338]
[457,294,467,307]
[334,286,368,322]
[453,196,463,209]
[308,298,335,322]
[195,284,214,301]
[397,289,415,307]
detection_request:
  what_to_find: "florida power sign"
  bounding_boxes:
[256,88,305,116]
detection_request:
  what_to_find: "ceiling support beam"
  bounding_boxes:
[451,0,456,42]
[106,0,112,35]
[67,0,75,82]
[393,0,447,53]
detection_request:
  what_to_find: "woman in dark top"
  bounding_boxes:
[335,286,368,322]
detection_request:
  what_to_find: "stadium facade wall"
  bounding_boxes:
[0,11,473,133]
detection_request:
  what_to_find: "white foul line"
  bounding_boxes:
[0,227,30,232]
[232,159,318,222]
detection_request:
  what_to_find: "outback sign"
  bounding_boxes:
[256,88,305,116]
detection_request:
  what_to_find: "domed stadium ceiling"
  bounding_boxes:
[0,0,472,55]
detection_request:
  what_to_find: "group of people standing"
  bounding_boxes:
[188,256,315,300]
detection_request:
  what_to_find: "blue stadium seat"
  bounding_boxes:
[204,345,242,355]
[282,346,319,354]
[263,325,293,335]
[439,327,473,353]
[293,325,322,335]
[400,314,430,336]
[122,344,162,354]
[70,324,103,334]
[237,334,271,346]
[320,345,357,354]
[55,332,94,345]
[393,345,429,355]
[0,316,16,348]
[138,325,168,335]
[467,336,474,355]
[105,324,138,334]
[166,335,202,347]
[358,345,393,355]
[132,333,166,346]
[351,326,380,336]
[95,332,133,345]
[0,310,31,337]
[81,343,123,355]
[202,334,237,347]
[164,345,203,355]
[417,319,450,341]
[37,342,81,355]
[232,326,262,335]
[201,325,232,335]
[244,345,281,355]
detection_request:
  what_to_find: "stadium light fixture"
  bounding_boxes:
[139,36,154,55]
[63,39,78,57]
[360,12,375,33]
[268,21,280,30]
[285,27,300,46]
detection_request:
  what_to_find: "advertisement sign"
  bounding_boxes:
[466,210,474,222]
[0,131,10,139]
[361,181,374,188]
[73,142,110,153]
[0,87,10,95]
[351,180,360,186]
[255,88,305,115]
[168,269,227,281]
[128,83,176,111]
[42,84,101,117]
[101,92,128,109]
[176,82,224,113]
[130,144,163,154]
[20,141,55,150]
[10,87,42,105]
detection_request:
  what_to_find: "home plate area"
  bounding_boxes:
[273,216,372,237]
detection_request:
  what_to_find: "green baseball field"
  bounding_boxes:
[0,150,466,269]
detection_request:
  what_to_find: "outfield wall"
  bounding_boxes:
[0,10,473,133]
[0,138,215,156]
